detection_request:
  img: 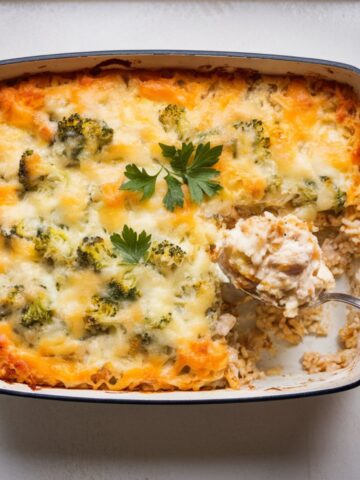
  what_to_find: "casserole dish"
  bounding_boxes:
[0,50,359,403]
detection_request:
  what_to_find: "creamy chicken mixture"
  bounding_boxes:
[218,213,335,317]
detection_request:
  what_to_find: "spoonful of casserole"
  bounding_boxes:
[217,212,360,315]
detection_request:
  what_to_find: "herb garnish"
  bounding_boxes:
[120,164,159,200]
[110,225,152,264]
[120,142,223,211]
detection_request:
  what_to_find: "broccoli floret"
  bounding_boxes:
[128,333,149,355]
[91,294,119,317]
[57,113,113,164]
[83,278,138,336]
[176,270,219,302]
[335,189,347,212]
[178,279,209,297]
[105,279,138,302]
[233,119,270,164]
[145,312,172,330]
[18,150,34,190]
[35,225,73,265]
[291,180,318,207]
[129,332,153,354]
[138,332,152,346]
[4,220,38,253]
[149,240,186,273]
[320,176,347,212]
[57,114,84,161]
[265,175,282,195]
[193,127,222,144]
[21,297,53,327]
[9,220,37,240]
[83,293,119,336]
[83,315,115,336]
[159,104,188,139]
[18,150,48,192]
[0,285,24,318]
[77,236,112,272]
[238,119,270,148]
[81,117,113,152]
[292,177,347,211]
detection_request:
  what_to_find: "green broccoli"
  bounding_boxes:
[233,119,271,164]
[83,315,115,336]
[21,297,53,327]
[9,220,36,240]
[145,312,172,330]
[159,104,188,139]
[57,113,113,164]
[335,189,347,212]
[19,150,34,190]
[105,279,138,302]
[91,294,119,317]
[83,293,119,336]
[77,236,112,272]
[35,225,73,265]
[177,278,208,297]
[265,175,282,196]
[18,149,49,192]
[320,176,347,212]
[193,127,222,144]
[149,240,186,273]
[0,285,24,318]
[234,119,270,147]
[291,180,318,207]
[138,332,152,346]
[83,278,139,336]
[128,332,153,354]
[82,117,113,151]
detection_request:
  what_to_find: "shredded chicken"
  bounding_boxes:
[218,212,335,317]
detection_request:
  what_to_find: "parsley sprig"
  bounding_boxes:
[110,225,151,264]
[120,164,159,200]
[120,142,223,211]
[160,142,223,207]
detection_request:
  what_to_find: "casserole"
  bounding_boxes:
[0,50,359,403]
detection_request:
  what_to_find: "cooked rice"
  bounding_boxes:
[255,303,327,346]
[340,315,360,349]
[302,350,356,373]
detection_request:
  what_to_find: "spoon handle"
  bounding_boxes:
[321,292,360,309]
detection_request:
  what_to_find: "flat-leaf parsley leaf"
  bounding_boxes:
[163,173,184,211]
[159,142,194,177]
[110,225,152,264]
[120,164,160,200]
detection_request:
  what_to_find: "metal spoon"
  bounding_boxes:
[218,265,360,310]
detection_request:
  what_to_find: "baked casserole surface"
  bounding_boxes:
[0,68,359,391]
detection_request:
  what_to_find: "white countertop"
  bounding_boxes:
[0,1,359,479]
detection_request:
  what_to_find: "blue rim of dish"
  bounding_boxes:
[0,49,359,74]
[0,377,359,404]
[0,49,359,404]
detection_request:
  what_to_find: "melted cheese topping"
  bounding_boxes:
[0,69,359,391]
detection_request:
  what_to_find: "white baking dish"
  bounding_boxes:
[0,50,359,404]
